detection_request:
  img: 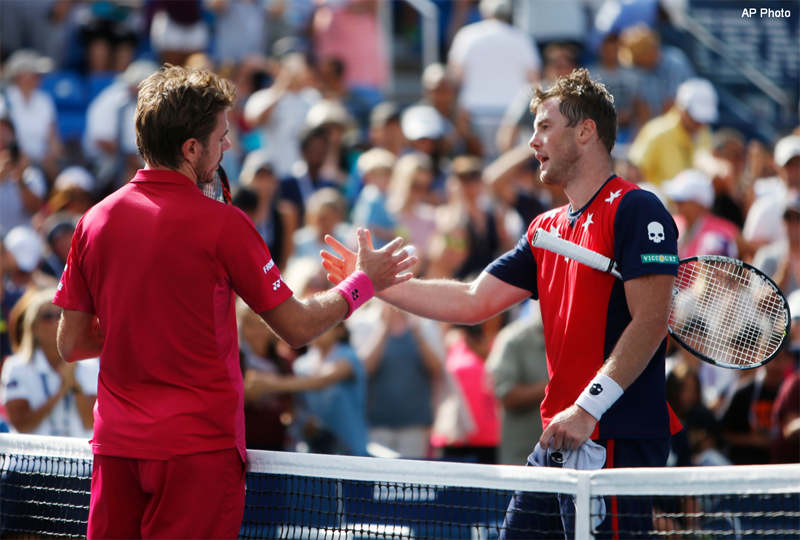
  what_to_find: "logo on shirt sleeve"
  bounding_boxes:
[641,254,679,264]
[647,222,665,243]
[263,259,275,273]
[272,279,282,290]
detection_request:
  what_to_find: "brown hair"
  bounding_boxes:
[135,64,236,170]
[530,68,618,154]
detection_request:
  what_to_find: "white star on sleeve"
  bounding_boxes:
[581,213,594,231]
[605,190,622,204]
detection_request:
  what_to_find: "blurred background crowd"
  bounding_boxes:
[0,0,798,468]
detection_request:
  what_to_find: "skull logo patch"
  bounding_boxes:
[647,222,665,243]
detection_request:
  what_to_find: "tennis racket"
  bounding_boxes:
[531,228,791,370]
[202,165,232,204]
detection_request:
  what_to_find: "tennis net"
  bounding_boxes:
[2,434,799,539]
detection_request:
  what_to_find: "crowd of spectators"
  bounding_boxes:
[0,0,798,467]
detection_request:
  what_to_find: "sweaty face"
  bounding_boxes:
[195,111,231,186]
[529,98,580,189]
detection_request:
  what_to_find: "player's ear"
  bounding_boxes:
[181,137,200,165]
[577,118,597,145]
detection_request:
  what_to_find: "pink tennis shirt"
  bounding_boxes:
[53,169,292,461]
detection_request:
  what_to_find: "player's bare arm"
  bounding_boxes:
[322,233,531,324]
[540,273,674,451]
[262,230,417,348]
[57,310,104,363]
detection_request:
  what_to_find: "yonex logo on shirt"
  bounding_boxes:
[273,279,281,290]
[641,254,679,264]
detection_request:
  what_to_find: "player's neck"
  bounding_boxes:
[564,158,614,210]
[144,162,199,185]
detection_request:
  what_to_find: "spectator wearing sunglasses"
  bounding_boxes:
[1,288,98,437]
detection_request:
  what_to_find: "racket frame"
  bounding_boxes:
[530,228,792,369]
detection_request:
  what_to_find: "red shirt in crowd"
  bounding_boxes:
[54,169,292,461]
[772,370,800,464]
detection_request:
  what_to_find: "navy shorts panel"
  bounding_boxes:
[499,438,670,540]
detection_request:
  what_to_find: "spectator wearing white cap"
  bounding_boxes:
[401,105,446,159]
[663,169,738,259]
[401,106,448,203]
[352,148,397,249]
[1,226,58,348]
[45,166,96,219]
[2,49,62,178]
[629,78,718,187]
[448,0,541,160]
[743,135,800,250]
[752,193,800,297]
[417,63,483,159]
[306,99,354,186]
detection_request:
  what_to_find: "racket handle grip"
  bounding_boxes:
[531,228,622,279]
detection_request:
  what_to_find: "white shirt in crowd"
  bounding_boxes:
[5,84,57,162]
[743,180,788,245]
[448,18,541,113]
[244,87,321,179]
[82,80,137,160]
[1,350,99,438]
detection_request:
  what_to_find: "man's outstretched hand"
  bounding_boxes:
[323,229,417,293]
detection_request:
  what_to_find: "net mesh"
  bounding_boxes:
[668,258,788,368]
[2,435,799,539]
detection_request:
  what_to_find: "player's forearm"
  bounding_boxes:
[378,278,487,325]
[598,311,668,390]
[265,291,349,349]
[57,312,105,363]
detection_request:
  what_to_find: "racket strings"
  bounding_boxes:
[670,260,787,367]
[201,168,231,204]
[201,175,224,202]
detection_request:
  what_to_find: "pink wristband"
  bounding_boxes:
[333,270,375,319]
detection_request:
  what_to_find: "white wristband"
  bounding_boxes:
[575,374,623,422]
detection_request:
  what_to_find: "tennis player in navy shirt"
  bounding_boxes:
[324,68,682,538]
